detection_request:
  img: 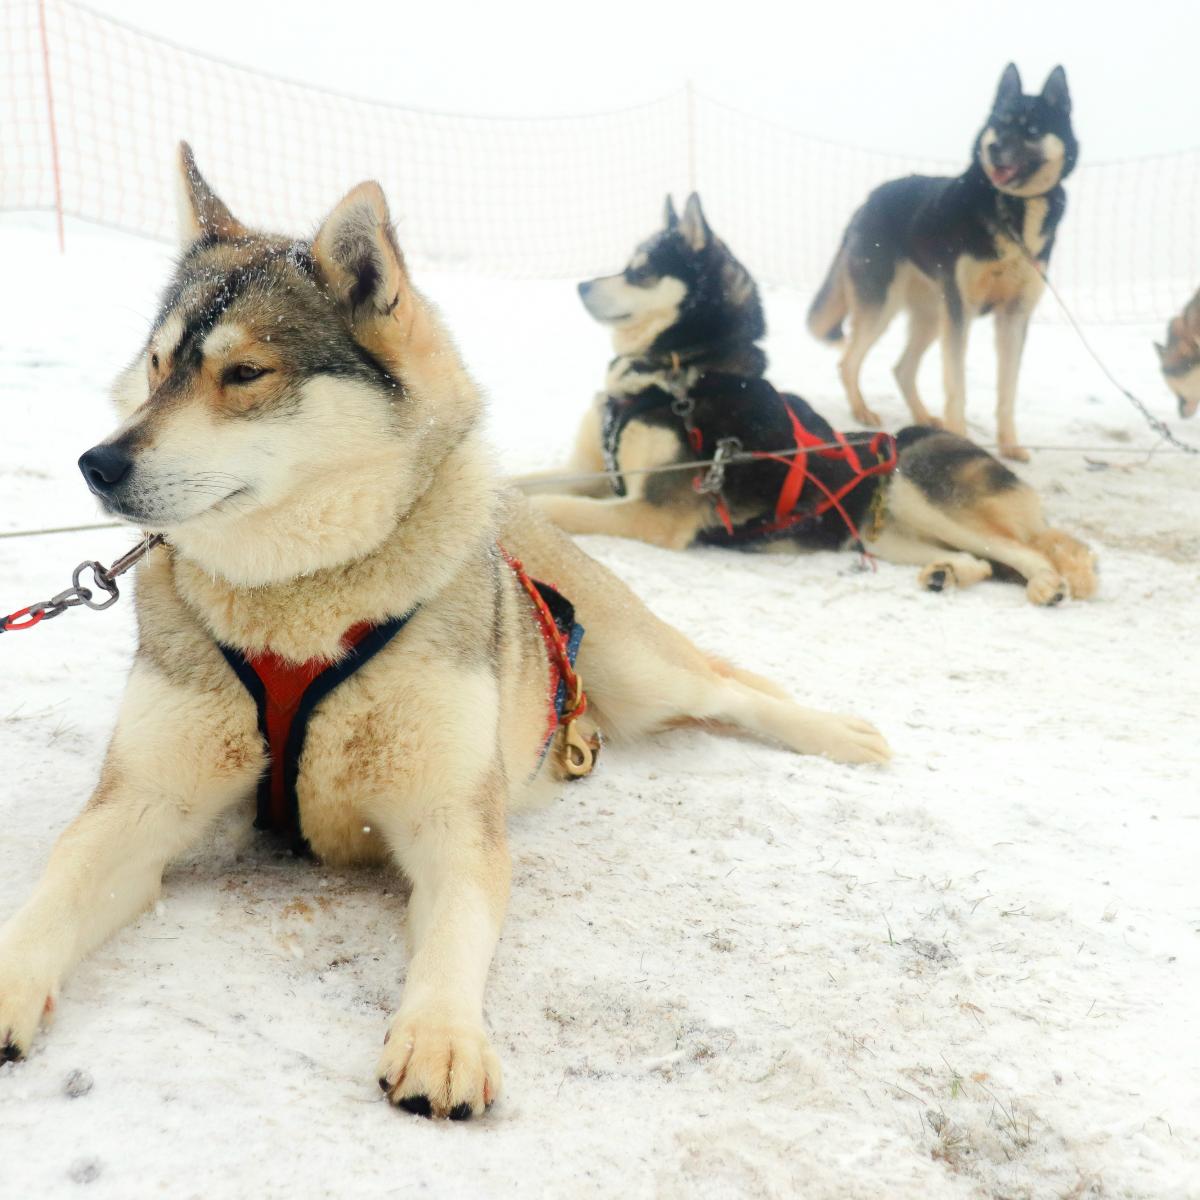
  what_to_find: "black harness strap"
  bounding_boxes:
[601,388,677,496]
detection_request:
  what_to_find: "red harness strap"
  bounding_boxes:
[711,495,737,536]
[502,552,596,777]
[502,552,587,736]
[218,613,415,852]
[755,404,897,541]
[772,401,827,522]
[246,623,373,833]
[718,398,898,545]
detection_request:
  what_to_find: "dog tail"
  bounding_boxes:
[807,239,849,343]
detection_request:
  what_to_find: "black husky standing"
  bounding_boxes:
[807,64,1078,461]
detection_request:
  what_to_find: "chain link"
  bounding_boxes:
[1,534,163,635]
[696,437,743,495]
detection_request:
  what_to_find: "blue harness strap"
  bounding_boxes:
[526,577,586,759]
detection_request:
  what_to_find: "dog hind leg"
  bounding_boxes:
[866,523,993,593]
[504,501,890,763]
[580,607,889,764]
[887,475,1070,605]
[1031,527,1097,599]
[893,305,940,426]
[839,303,893,426]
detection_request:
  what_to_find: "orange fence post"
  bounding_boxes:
[36,0,66,252]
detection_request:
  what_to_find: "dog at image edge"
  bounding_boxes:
[0,146,891,1119]
[1157,287,1200,418]
[521,193,1097,606]
[808,63,1078,461]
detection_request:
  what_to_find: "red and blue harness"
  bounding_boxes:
[218,554,588,855]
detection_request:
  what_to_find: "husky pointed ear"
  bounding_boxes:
[1041,65,1070,112]
[995,63,1022,109]
[663,195,679,230]
[176,142,247,246]
[312,182,409,329]
[679,193,711,251]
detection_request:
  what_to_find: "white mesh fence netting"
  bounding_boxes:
[2,0,1197,324]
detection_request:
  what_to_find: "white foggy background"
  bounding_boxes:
[3,6,1200,1197]
[89,0,1195,160]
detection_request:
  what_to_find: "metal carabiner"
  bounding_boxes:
[696,437,742,495]
[72,562,120,611]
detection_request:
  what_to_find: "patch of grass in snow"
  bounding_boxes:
[926,1107,972,1173]
[1,703,81,749]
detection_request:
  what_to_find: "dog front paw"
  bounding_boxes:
[998,442,1031,462]
[0,952,58,1063]
[378,1010,501,1120]
[920,563,955,592]
[1026,572,1067,606]
[919,555,992,593]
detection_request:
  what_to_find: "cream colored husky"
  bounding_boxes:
[0,147,888,1120]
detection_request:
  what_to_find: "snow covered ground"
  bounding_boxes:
[1,216,1198,1199]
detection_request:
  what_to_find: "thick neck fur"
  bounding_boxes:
[165,294,500,664]
[620,337,768,382]
[169,429,497,664]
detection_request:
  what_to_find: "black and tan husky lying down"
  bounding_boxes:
[521,194,1097,607]
[0,147,890,1121]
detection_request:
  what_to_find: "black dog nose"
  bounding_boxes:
[78,443,133,494]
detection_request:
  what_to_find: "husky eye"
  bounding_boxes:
[225,363,272,385]
[150,352,160,371]
[625,265,654,286]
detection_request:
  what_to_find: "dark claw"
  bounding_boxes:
[1049,590,1065,607]
[926,570,947,592]
[378,1076,391,1093]
[2,1041,22,1064]
[448,1102,473,1121]
[397,1094,433,1118]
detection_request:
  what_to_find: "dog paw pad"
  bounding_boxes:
[397,1094,434,1118]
